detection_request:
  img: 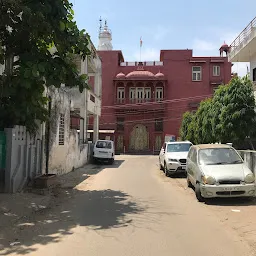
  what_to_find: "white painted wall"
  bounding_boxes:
[87,91,101,116]
[47,88,88,175]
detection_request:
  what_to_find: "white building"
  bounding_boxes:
[98,19,113,51]
[47,37,102,175]
[228,17,256,88]
[71,37,102,143]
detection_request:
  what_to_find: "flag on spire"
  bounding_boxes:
[140,37,142,47]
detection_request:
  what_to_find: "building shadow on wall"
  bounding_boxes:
[0,188,144,255]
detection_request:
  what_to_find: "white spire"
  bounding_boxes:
[98,19,113,51]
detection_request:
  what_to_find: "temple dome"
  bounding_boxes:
[126,70,155,78]
[155,72,164,78]
[116,72,125,78]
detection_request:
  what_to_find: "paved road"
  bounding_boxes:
[3,155,255,256]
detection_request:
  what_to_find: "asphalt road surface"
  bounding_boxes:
[3,155,255,256]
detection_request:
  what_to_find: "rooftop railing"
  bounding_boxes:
[120,61,163,67]
[229,17,256,57]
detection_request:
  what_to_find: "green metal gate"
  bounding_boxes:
[0,131,6,170]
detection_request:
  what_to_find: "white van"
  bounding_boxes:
[93,140,115,164]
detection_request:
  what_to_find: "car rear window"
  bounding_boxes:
[96,141,112,149]
[167,143,192,152]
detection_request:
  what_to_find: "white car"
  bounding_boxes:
[93,140,115,164]
[159,141,192,177]
[187,144,256,202]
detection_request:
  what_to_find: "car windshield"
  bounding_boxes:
[199,148,243,165]
[167,143,192,152]
[96,141,112,149]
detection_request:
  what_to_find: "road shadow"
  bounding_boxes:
[0,188,144,255]
[205,197,256,206]
[58,160,125,189]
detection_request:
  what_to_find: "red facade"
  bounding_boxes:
[96,49,232,153]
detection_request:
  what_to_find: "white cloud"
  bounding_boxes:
[193,39,216,51]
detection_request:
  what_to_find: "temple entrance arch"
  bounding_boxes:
[129,124,149,151]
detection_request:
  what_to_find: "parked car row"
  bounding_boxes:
[159,141,256,202]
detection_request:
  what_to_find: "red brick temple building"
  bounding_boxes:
[91,21,232,154]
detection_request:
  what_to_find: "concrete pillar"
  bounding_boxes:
[80,57,88,144]
[93,114,99,142]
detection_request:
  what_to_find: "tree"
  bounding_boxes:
[210,84,228,143]
[179,75,256,147]
[0,0,91,132]
[179,111,196,144]
[218,75,255,144]
[180,111,193,141]
[201,98,214,144]
[193,98,212,144]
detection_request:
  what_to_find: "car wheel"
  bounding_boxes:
[164,163,169,177]
[195,183,204,202]
[109,158,114,165]
[187,175,192,188]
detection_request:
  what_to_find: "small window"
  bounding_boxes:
[59,114,65,145]
[117,87,125,103]
[130,88,136,103]
[116,117,124,131]
[156,87,163,101]
[213,66,220,76]
[137,87,144,103]
[192,66,202,81]
[155,118,163,131]
[144,87,151,102]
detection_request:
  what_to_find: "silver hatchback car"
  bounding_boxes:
[186,144,256,202]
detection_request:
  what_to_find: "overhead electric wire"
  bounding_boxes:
[101,94,213,110]
[99,103,193,117]
[99,116,182,126]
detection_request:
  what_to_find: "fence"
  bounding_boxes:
[5,126,42,193]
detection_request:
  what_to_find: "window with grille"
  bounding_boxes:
[192,66,202,81]
[116,117,124,131]
[155,118,163,131]
[156,87,163,101]
[117,87,125,103]
[213,66,220,76]
[59,114,65,145]
[130,88,136,103]
[137,87,144,103]
[144,87,151,102]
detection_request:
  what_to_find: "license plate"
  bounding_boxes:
[220,187,238,191]
[181,166,186,170]
[99,151,107,154]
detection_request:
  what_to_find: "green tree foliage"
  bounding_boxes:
[180,111,193,140]
[0,0,91,132]
[219,76,255,142]
[179,76,256,145]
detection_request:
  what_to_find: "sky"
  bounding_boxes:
[71,0,256,77]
